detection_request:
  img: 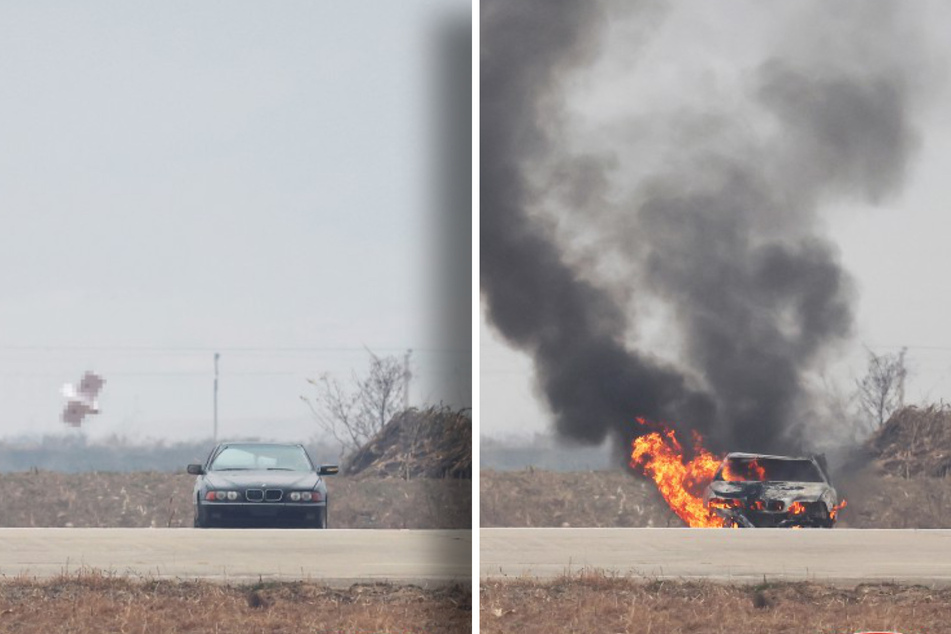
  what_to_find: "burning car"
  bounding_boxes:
[703,452,841,528]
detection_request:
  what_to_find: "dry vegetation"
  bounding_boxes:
[480,408,951,631]
[0,471,470,529]
[346,407,471,479]
[834,468,951,528]
[481,468,679,528]
[0,571,469,634]
[833,404,951,528]
[483,406,951,529]
[0,416,473,631]
[481,573,951,634]
[481,467,951,529]
[869,405,951,478]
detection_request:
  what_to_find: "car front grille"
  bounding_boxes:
[245,488,283,502]
[797,501,824,515]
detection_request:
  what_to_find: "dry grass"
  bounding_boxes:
[870,404,951,478]
[481,469,693,528]
[835,467,951,528]
[0,571,470,634]
[481,573,951,633]
[482,468,951,529]
[0,471,470,529]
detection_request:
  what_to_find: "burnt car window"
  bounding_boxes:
[717,457,824,483]
[210,444,313,472]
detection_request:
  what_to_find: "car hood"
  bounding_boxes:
[203,470,319,489]
[707,480,830,504]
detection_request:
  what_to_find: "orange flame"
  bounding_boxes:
[629,418,725,528]
[721,461,741,481]
[722,458,766,482]
[830,499,847,521]
[708,497,741,510]
[750,460,766,481]
[629,418,846,528]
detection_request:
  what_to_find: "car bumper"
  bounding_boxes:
[199,502,325,527]
[712,505,833,528]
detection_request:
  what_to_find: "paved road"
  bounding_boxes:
[481,528,951,585]
[0,528,470,586]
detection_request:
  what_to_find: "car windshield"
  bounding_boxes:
[209,444,313,472]
[716,457,824,483]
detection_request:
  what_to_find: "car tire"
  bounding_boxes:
[194,502,210,528]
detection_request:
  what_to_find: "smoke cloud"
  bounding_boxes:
[481,0,929,455]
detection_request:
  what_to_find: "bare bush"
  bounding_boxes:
[345,407,471,480]
[302,350,409,457]
[856,346,908,431]
[866,404,951,479]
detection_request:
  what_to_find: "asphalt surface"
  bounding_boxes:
[481,528,951,585]
[0,528,470,586]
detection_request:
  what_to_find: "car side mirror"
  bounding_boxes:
[187,464,205,475]
[318,465,339,476]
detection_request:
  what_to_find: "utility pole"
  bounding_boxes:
[213,352,220,442]
[402,349,412,410]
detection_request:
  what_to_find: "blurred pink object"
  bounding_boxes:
[61,371,105,427]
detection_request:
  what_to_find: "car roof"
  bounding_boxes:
[723,452,815,461]
[217,441,304,447]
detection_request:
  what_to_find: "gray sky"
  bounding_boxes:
[481,0,951,440]
[0,0,470,442]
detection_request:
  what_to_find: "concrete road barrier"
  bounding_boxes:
[0,528,470,587]
[481,528,951,585]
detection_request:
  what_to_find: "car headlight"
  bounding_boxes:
[788,501,807,515]
[708,497,742,510]
[204,490,239,501]
[289,491,322,502]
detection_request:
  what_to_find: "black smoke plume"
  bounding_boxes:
[481,0,926,455]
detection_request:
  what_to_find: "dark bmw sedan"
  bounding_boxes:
[187,442,338,528]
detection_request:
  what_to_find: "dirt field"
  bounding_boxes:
[0,571,469,634]
[0,471,470,529]
[481,573,951,634]
[481,468,951,528]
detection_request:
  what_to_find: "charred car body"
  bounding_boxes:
[188,442,338,528]
[703,452,839,528]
